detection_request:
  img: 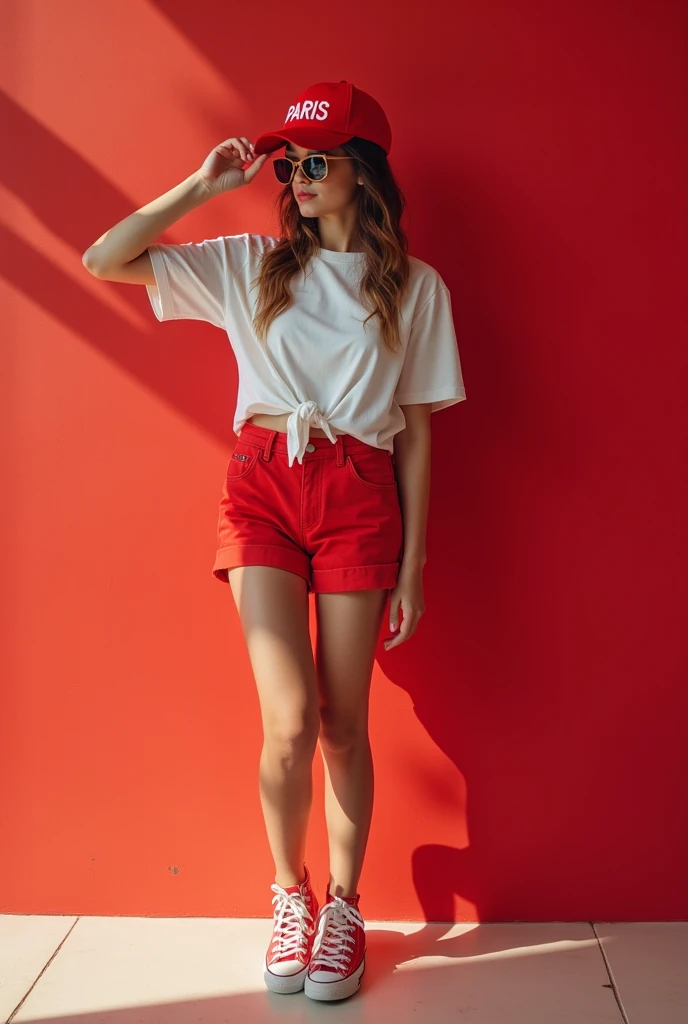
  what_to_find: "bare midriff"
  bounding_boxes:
[245,413,331,437]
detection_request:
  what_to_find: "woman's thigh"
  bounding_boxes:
[315,589,389,738]
[228,566,320,739]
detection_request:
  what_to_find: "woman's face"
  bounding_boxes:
[284,143,361,217]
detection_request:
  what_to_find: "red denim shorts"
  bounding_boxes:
[212,422,404,593]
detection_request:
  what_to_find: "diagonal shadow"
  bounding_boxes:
[0,90,275,448]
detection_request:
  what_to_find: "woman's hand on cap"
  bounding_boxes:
[198,137,268,195]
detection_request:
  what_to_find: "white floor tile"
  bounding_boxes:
[597,922,688,1024]
[2,916,635,1023]
[0,915,77,1022]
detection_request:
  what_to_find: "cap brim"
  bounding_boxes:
[253,126,355,155]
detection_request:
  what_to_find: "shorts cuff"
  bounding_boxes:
[311,563,400,594]
[212,544,311,586]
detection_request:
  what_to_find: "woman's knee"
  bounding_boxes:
[318,706,369,754]
[263,712,320,764]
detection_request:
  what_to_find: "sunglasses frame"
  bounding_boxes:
[273,153,354,185]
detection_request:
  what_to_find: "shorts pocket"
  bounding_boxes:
[227,443,259,481]
[347,450,397,490]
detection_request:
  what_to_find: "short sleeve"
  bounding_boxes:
[145,235,245,328]
[395,286,467,410]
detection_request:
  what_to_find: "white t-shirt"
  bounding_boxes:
[146,233,466,466]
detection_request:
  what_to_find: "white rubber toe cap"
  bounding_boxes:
[266,959,307,978]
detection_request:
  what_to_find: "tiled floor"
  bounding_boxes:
[1,916,685,1023]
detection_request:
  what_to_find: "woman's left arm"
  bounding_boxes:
[384,403,432,650]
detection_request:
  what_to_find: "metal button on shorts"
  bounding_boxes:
[305,443,316,453]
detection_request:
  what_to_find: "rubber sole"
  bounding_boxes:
[263,959,308,994]
[304,957,365,1001]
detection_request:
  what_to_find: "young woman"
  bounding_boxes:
[83,80,466,1003]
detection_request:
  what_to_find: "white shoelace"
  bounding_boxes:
[269,883,314,958]
[286,400,336,467]
[310,897,363,971]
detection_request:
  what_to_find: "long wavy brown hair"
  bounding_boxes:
[251,137,410,353]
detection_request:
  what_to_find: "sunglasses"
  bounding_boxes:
[273,153,354,185]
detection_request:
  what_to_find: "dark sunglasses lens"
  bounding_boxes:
[273,159,292,184]
[303,156,327,180]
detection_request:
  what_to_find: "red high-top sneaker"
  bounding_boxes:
[304,891,366,1001]
[263,863,319,994]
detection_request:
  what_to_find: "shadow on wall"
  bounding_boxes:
[0,90,257,448]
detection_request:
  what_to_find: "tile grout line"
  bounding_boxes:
[6,917,81,1024]
[591,921,630,1024]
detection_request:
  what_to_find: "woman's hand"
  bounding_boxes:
[383,562,426,650]
[197,137,268,196]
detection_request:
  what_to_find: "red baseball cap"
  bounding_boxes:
[253,80,392,156]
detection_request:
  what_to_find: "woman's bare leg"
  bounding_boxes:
[228,566,320,889]
[314,589,388,898]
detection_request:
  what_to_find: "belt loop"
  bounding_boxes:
[262,429,277,461]
[335,434,345,468]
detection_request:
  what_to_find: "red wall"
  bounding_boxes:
[2,1,686,921]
